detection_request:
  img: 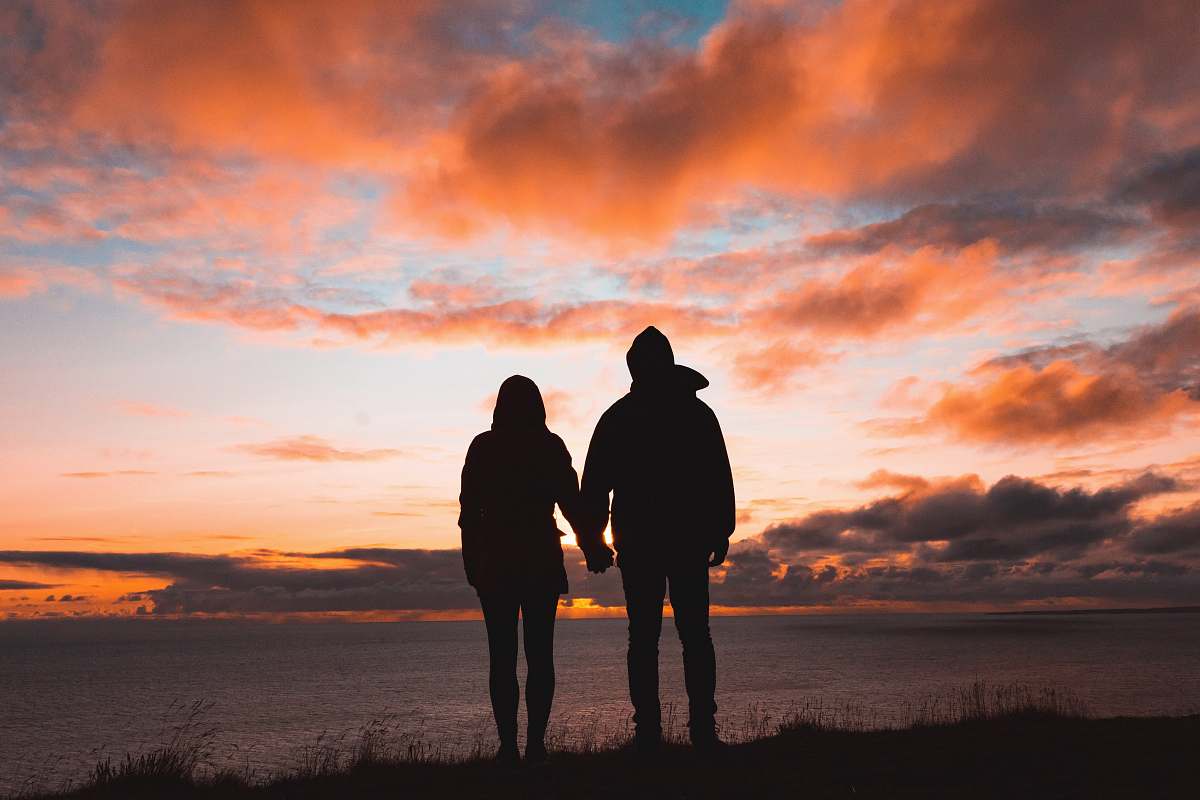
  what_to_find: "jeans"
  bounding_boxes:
[478,590,559,750]
[619,554,717,740]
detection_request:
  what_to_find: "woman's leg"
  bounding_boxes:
[521,591,559,752]
[479,592,520,753]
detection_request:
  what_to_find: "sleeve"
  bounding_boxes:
[577,409,616,554]
[458,436,486,587]
[706,407,736,545]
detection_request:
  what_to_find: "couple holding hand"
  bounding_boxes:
[459,326,736,766]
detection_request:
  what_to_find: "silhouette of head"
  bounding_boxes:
[492,375,547,431]
[626,326,675,384]
[626,326,709,392]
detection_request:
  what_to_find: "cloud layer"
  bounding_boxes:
[2,465,1196,615]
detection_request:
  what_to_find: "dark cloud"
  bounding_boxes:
[713,468,1200,607]
[1118,147,1200,234]
[0,548,487,614]
[763,472,1181,563]
[805,203,1137,257]
[0,550,245,577]
[1126,504,1200,556]
[0,580,56,590]
[713,554,1198,607]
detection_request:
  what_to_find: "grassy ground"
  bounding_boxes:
[16,685,1200,799]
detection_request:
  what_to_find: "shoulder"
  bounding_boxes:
[466,431,493,456]
[546,431,572,459]
[600,394,634,422]
[682,396,722,431]
[590,396,634,439]
[692,396,718,420]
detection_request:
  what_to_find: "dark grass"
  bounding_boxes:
[13,683,1200,799]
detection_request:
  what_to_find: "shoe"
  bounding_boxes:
[525,741,548,766]
[495,744,521,768]
[629,732,662,761]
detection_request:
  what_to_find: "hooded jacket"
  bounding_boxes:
[578,327,736,559]
[458,375,582,594]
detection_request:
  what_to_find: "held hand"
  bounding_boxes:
[707,539,729,568]
[585,546,615,574]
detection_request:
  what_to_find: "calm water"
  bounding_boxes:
[1,612,1198,793]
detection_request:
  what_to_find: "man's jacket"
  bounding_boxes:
[579,373,735,560]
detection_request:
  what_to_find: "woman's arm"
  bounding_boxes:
[552,437,584,538]
[458,436,486,588]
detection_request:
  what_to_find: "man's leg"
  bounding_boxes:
[667,557,718,744]
[479,592,520,755]
[520,590,559,756]
[620,557,667,743]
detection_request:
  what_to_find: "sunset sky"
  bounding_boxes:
[2,0,1198,619]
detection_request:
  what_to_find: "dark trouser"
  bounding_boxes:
[478,590,559,750]
[620,554,717,741]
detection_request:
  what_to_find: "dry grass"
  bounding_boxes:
[12,682,1095,799]
[86,700,219,787]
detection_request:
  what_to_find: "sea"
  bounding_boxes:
[1,611,1198,794]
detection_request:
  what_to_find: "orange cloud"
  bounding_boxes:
[912,362,1194,446]
[66,0,462,165]
[234,435,401,462]
[401,0,1200,238]
[114,232,1020,365]
[15,1,1191,242]
[108,238,1025,398]
[875,307,1200,446]
[0,268,42,298]
[115,267,734,346]
[854,470,931,493]
[732,341,828,392]
[753,241,1004,338]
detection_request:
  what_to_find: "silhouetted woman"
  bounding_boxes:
[459,375,584,766]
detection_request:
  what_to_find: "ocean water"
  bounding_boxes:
[1,611,1198,794]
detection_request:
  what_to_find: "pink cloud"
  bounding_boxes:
[61,470,157,479]
[0,266,100,298]
[234,435,402,462]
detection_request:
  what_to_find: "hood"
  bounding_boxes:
[626,326,675,384]
[492,375,547,431]
[626,326,709,394]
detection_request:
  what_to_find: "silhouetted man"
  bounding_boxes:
[579,326,735,753]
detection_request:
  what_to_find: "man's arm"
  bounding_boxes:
[705,406,735,566]
[578,409,617,569]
